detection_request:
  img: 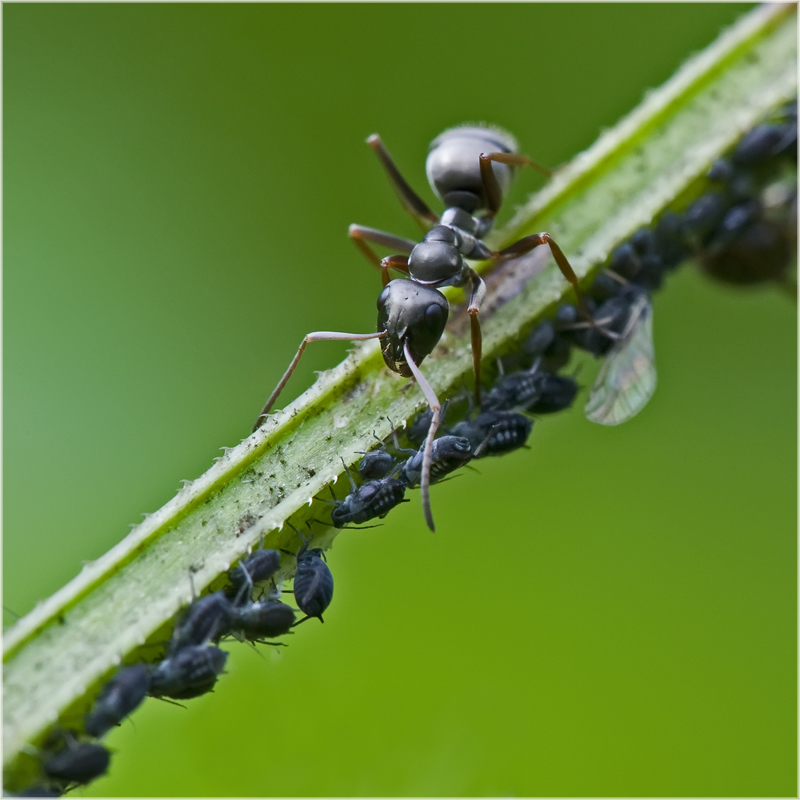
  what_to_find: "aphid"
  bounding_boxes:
[699,196,795,285]
[521,318,572,373]
[169,590,233,655]
[43,741,110,786]
[527,372,579,414]
[357,448,398,481]
[84,664,150,739]
[229,599,296,642]
[292,543,334,623]
[330,462,407,528]
[253,124,584,531]
[449,410,533,457]
[149,644,228,700]
[226,548,281,606]
[399,435,476,487]
[481,364,542,413]
[585,286,657,426]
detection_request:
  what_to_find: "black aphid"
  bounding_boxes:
[230,599,296,642]
[227,549,281,606]
[522,318,572,373]
[450,410,533,457]
[293,546,334,623]
[84,664,150,739]
[43,742,110,786]
[149,644,228,700]
[357,448,398,481]
[482,367,542,413]
[330,461,408,528]
[527,373,579,414]
[169,591,233,654]
[400,435,476,487]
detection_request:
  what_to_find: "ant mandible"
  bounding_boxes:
[252,125,583,531]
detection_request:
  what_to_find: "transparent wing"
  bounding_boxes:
[585,293,657,426]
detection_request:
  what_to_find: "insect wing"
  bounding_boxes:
[585,293,657,426]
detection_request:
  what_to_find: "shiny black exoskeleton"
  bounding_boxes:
[450,411,533,457]
[169,591,233,655]
[226,549,281,606]
[43,742,110,787]
[292,547,334,623]
[149,644,228,700]
[84,665,151,739]
[400,435,475,487]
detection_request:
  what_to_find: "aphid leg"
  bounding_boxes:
[467,268,487,407]
[479,152,552,219]
[493,233,591,319]
[380,254,411,287]
[252,330,387,432]
[366,134,439,230]
[348,224,415,271]
[233,563,254,607]
[403,340,441,532]
[340,457,358,493]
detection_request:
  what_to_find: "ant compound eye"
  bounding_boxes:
[426,303,445,330]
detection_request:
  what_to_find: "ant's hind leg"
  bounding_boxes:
[252,330,388,432]
[479,152,552,220]
[348,224,416,271]
[366,134,439,231]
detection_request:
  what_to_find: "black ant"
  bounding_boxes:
[252,125,583,531]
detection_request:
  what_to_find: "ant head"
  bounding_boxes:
[426,124,518,212]
[377,280,449,377]
[408,226,466,286]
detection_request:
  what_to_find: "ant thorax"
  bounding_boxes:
[439,206,495,243]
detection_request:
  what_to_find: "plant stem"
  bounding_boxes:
[3,2,796,788]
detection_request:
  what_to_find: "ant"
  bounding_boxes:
[252,125,584,531]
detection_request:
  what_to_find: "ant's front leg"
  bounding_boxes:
[252,330,388,432]
[402,340,442,533]
[366,134,439,231]
[348,224,416,272]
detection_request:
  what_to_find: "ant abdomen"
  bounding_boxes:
[426,125,518,213]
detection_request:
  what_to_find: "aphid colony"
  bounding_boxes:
[8,102,794,797]
[13,537,332,797]
[259,100,796,534]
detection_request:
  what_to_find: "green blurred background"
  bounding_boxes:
[4,4,796,796]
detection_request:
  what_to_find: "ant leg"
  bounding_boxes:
[252,330,388,432]
[367,134,439,230]
[403,339,441,532]
[479,152,552,220]
[348,224,416,271]
[493,233,591,319]
[466,268,487,407]
[380,255,410,287]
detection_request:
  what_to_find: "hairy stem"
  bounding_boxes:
[3,3,796,788]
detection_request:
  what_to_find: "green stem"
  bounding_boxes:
[3,3,796,789]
